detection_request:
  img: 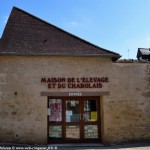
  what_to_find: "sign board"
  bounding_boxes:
[41,77,109,89]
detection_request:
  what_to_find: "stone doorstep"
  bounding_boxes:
[48,143,104,147]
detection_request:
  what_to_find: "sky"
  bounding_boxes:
[0,0,150,59]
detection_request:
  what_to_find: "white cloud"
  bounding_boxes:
[63,20,84,29]
[69,21,80,26]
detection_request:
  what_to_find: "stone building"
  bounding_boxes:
[0,7,150,144]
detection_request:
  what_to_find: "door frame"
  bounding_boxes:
[47,96,101,144]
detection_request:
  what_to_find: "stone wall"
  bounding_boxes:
[0,56,48,144]
[0,56,150,144]
[0,56,110,144]
[103,62,150,144]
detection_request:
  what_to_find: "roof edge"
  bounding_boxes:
[0,52,121,57]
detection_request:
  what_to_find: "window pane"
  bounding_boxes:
[48,99,62,122]
[66,100,80,122]
[84,125,98,139]
[66,126,80,139]
[84,100,98,122]
[49,126,62,139]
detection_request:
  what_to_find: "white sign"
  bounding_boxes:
[69,92,82,96]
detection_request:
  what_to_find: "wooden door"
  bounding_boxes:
[47,97,101,143]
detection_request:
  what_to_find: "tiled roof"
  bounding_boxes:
[137,48,150,61]
[138,48,150,55]
[0,7,121,60]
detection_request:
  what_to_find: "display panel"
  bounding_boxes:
[84,100,98,122]
[66,125,80,139]
[48,99,62,122]
[84,125,98,139]
[49,126,62,139]
[66,100,80,122]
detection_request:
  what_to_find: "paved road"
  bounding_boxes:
[0,143,150,150]
[57,144,150,150]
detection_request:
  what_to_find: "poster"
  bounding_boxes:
[49,99,62,122]
[47,108,51,115]
[84,125,98,138]
[71,101,76,106]
[49,126,62,138]
[91,111,97,121]
[66,110,72,116]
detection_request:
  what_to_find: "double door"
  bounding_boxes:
[47,96,101,143]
